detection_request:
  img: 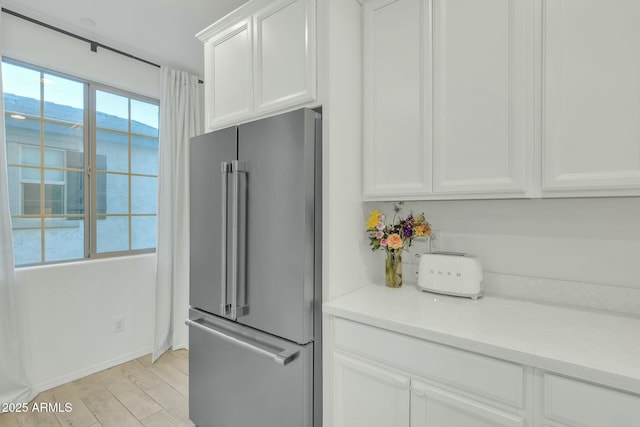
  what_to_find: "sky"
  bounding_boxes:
[1,61,159,129]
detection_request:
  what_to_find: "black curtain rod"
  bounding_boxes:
[1,8,162,68]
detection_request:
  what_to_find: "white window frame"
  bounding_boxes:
[3,59,159,266]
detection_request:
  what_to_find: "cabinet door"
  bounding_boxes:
[204,19,253,129]
[542,0,640,194]
[540,373,640,427]
[253,0,316,113]
[411,380,525,427]
[362,0,432,200]
[432,0,532,195]
[333,353,410,427]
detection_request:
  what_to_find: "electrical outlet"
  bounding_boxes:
[430,230,441,252]
[113,316,125,333]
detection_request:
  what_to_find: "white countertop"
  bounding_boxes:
[323,283,640,395]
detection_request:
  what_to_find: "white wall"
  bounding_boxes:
[404,198,640,288]
[364,198,640,315]
[1,12,160,99]
[2,12,161,390]
[15,255,156,390]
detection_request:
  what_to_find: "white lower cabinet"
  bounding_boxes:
[332,352,410,427]
[332,350,525,427]
[330,318,527,427]
[534,372,640,427]
[328,317,640,427]
[411,380,525,427]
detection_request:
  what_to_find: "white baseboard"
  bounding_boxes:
[32,347,153,396]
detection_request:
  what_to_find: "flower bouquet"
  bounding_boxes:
[366,205,431,288]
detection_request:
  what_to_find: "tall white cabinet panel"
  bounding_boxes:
[432,0,531,195]
[411,380,525,427]
[203,20,253,126]
[332,353,410,427]
[362,0,432,199]
[542,0,640,193]
[254,0,316,113]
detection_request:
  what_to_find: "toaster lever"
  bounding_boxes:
[431,251,467,257]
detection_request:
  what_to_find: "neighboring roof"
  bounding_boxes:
[3,93,159,137]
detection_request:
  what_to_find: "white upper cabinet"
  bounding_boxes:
[362,0,432,199]
[432,0,532,196]
[254,0,316,113]
[363,0,640,200]
[542,0,640,195]
[362,0,533,200]
[198,0,317,130]
[202,19,253,127]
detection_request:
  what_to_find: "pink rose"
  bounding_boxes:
[380,239,388,247]
[387,233,403,250]
[375,231,383,239]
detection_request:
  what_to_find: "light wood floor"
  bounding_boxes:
[0,350,194,427]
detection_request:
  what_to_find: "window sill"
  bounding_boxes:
[12,218,82,230]
[15,252,157,271]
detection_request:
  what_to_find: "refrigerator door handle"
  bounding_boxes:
[230,160,239,320]
[220,162,230,317]
[185,318,299,366]
[230,160,248,320]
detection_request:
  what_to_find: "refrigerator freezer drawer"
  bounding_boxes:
[188,309,313,427]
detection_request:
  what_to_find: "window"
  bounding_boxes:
[21,146,66,215]
[3,60,159,266]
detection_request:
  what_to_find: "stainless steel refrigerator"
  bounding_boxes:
[186,108,322,427]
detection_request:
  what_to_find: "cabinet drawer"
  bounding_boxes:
[334,319,525,408]
[544,374,640,427]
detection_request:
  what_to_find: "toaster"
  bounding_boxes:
[416,252,484,299]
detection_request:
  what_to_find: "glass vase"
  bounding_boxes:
[385,250,402,288]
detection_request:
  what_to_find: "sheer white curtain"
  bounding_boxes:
[153,66,202,361]
[0,14,35,403]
